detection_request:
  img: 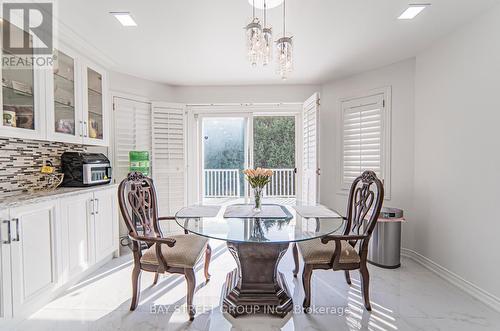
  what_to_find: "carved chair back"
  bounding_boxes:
[344,170,384,254]
[118,172,162,246]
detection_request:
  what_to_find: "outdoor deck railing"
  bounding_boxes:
[204,169,241,198]
[203,168,296,198]
[264,168,296,197]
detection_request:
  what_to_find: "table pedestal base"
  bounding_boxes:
[222,242,293,318]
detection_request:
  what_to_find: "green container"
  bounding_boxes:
[129,151,150,176]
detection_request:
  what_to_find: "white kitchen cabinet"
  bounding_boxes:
[0,209,12,319]
[59,187,118,279]
[92,187,118,263]
[59,193,93,282]
[46,47,83,144]
[0,23,46,141]
[1,22,110,146]
[0,186,118,320]
[9,200,60,317]
[46,47,111,146]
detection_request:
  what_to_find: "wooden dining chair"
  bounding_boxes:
[118,172,211,321]
[292,170,384,311]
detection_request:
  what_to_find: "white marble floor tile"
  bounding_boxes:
[10,240,500,331]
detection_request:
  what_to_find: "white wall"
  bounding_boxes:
[109,71,319,104]
[411,5,500,298]
[319,59,416,240]
[173,84,320,104]
[108,71,175,101]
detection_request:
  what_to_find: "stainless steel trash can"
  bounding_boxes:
[367,207,403,269]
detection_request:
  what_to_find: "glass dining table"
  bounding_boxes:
[175,204,344,318]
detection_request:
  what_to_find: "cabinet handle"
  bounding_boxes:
[90,198,95,215]
[84,121,88,137]
[79,120,83,137]
[95,198,99,215]
[2,220,11,244]
[12,218,20,242]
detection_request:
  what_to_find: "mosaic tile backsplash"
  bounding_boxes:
[0,138,87,196]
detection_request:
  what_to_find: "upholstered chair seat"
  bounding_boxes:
[141,234,209,268]
[297,238,360,264]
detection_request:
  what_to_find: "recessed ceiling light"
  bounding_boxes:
[398,4,431,20]
[248,0,284,10]
[110,12,137,27]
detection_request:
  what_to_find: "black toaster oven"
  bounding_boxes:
[61,152,112,187]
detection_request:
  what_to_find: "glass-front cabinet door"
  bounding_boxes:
[0,21,45,140]
[83,62,108,146]
[46,48,81,143]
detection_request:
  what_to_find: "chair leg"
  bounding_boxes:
[185,268,196,321]
[130,265,142,311]
[152,272,159,286]
[204,244,212,282]
[359,263,371,311]
[302,264,313,310]
[344,270,352,285]
[292,243,299,278]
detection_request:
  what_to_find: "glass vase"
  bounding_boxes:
[253,187,263,212]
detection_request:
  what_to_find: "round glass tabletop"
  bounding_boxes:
[175,204,344,244]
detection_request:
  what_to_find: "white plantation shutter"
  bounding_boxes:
[302,93,320,204]
[113,97,152,182]
[341,93,385,188]
[152,103,187,217]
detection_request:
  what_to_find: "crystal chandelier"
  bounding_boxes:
[276,0,293,79]
[245,0,263,66]
[245,0,292,77]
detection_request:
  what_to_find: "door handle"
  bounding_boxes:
[95,198,99,214]
[12,218,20,242]
[2,220,11,244]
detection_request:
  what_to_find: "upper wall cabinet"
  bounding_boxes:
[0,23,46,141]
[46,47,82,144]
[0,21,110,146]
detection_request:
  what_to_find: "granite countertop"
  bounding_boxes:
[0,183,118,209]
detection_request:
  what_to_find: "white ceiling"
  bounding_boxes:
[55,0,500,86]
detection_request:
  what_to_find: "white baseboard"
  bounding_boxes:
[401,248,500,313]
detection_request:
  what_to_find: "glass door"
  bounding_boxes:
[86,68,103,140]
[201,115,250,205]
[198,113,298,205]
[253,115,297,205]
[1,21,45,140]
[83,62,107,146]
[47,48,81,143]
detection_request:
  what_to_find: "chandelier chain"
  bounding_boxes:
[264,0,267,27]
[283,0,286,37]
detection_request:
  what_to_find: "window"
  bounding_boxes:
[340,88,391,197]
